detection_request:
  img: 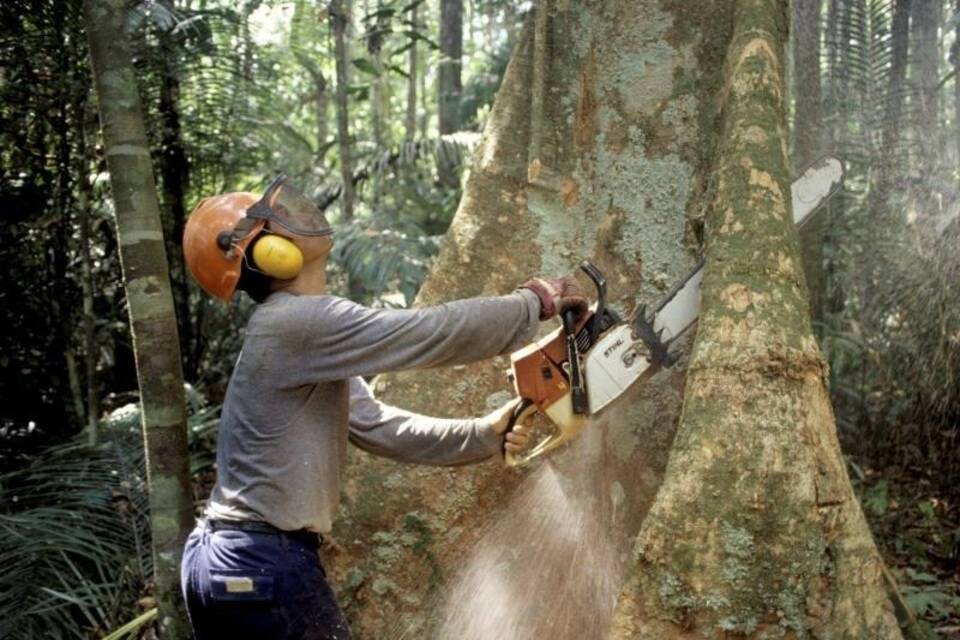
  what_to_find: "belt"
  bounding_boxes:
[205,519,321,545]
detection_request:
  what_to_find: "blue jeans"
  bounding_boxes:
[181,523,351,640]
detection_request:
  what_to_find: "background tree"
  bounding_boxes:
[332,0,356,221]
[437,0,463,185]
[83,0,192,635]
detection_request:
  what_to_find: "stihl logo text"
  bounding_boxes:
[603,338,624,358]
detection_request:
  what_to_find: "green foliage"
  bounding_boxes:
[324,134,478,304]
[902,570,960,622]
[818,0,960,487]
[0,396,218,639]
[864,479,890,516]
[0,426,150,638]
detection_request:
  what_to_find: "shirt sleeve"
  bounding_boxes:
[346,377,502,466]
[264,289,542,385]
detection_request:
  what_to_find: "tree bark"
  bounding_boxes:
[438,0,463,185]
[791,0,821,168]
[368,0,390,148]
[77,172,100,445]
[83,0,193,636]
[608,1,902,637]
[438,0,463,134]
[331,0,355,221]
[157,18,195,381]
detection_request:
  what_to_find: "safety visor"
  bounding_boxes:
[245,174,333,237]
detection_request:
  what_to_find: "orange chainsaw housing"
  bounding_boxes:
[510,312,592,411]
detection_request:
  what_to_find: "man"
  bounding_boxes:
[179,176,587,639]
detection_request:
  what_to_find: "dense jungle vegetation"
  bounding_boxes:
[0,0,958,637]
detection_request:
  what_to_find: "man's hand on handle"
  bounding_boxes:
[487,400,532,454]
[520,275,588,321]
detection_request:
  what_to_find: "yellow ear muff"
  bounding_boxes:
[251,234,303,280]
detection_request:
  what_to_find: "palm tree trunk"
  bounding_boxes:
[83,0,193,636]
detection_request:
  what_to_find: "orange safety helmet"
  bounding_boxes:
[184,176,333,301]
[182,192,262,301]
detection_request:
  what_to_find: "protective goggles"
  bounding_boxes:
[247,174,333,237]
[222,175,334,254]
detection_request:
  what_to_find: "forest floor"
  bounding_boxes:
[852,460,960,637]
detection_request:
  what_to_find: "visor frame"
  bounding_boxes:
[245,174,334,238]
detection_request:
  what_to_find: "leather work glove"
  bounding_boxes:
[520,275,589,321]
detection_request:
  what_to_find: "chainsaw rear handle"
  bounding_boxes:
[502,399,535,466]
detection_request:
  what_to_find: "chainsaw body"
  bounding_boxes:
[504,264,670,466]
[503,156,846,466]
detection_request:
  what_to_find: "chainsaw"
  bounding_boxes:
[503,156,845,467]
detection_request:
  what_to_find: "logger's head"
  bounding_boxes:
[182,175,333,302]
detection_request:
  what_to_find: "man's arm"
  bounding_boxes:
[260,290,542,385]
[346,377,502,466]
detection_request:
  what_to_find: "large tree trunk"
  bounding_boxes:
[83,0,193,636]
[609,1,902,637]
[328,1,729,637]
[331,0,355,221]
[324,1,905,638]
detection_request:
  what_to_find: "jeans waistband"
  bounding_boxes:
[204,519,321,546]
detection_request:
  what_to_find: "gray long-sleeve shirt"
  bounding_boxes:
[205,289,541,533]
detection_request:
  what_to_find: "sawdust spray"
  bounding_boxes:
[429,415,633,640]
